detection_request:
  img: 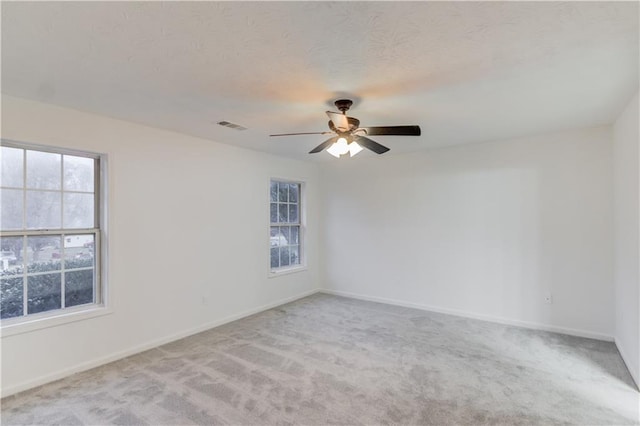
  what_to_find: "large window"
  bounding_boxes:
[270,180,303,271]
[0,143,102,322]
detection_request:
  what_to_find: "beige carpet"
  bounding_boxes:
[1,293,639,425]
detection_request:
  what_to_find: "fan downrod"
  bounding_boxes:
[334,99,353,114]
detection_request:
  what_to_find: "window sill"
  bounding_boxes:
[1,305,113,338]
[269,265,308,278]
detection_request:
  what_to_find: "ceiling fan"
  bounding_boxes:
[270,99,421,157]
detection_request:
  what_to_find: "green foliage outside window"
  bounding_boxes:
[0,258,93,319]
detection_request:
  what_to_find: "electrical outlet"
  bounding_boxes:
[544,292,553,304]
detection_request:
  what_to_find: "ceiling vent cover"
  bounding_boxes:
[217,121,247,131]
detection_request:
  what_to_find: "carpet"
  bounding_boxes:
[1,293,638,425]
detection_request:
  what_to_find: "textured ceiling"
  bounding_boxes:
[2,2,638,160]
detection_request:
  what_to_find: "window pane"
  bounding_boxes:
[26,150,61,190]
[63,156,94,192]
[64,235,95,269]
[270,203,277,223]
[27,235,62,273]
[63,193,94,228]
[289,204,299,223]
[1,277,23,319]
[0,236,23,275]
[290,226,299,245]
[289,183,299,203]
[26,191,61,229]
[278,203,288,222]
[27,273,62,314]
[290,245,300,265]
[270,181,278,202]
[65,269,94,307]
[270,247,279,268]
[1,147,24,188]
[279,226,290,244]
[270,226,285,247]
[280,247,290,267]
[278,183,288,202]
[1,188,24,230]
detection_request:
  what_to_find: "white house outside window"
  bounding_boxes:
[0,142,103,322]
[270,180,303,271]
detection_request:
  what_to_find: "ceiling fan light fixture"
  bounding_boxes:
[327,146,341,158]
[348,141,363,157]
[327,137,350,157]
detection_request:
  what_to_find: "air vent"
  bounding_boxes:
[217,121,247,131]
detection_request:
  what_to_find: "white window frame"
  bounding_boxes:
[269,178,306,277]
[0,140,110,337]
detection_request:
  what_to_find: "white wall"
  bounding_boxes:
[613,92,640,386]
[0,95,321,396]
[321,127,614,339]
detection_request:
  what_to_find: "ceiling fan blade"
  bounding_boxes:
[354,136,390,154]
[309,136,338,154]
[270,131,331,137]
[362,125,421,136]
[326,111,350,132]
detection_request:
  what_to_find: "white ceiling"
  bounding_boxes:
[2,2,638,161]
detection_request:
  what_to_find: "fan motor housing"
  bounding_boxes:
[328,116,360,133]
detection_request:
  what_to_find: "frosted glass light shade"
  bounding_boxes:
[349,141,363,157]
[327,145,341,157]
[327,137,350,157]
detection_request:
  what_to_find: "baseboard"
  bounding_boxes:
[320,289,615,342]
[615,338,640,390]
[1,288,321,398]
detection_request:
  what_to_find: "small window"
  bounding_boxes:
[0,142,103,322]
[270,180,303,271]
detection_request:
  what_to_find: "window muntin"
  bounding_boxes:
[270,180,302,271]
[0,143,101,321]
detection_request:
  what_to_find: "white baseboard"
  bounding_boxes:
[1,288,321,398]
[615,337,640,390]
[320,289,615,342]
